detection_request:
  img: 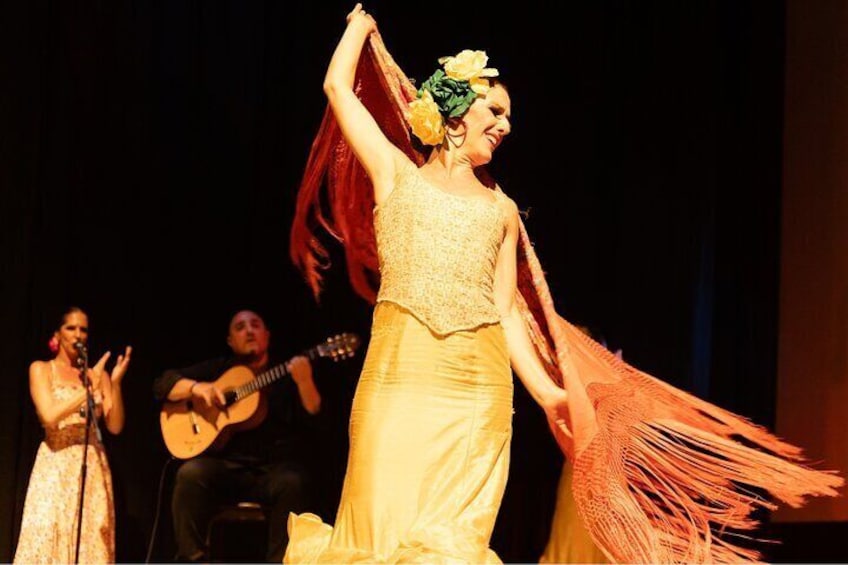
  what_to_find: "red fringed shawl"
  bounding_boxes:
[289,32,843,564]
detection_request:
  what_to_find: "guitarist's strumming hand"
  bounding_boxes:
[191,381,227,409]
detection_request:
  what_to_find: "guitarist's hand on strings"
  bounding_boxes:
[287,355,313,385]
[288,355,321,415]
[191,381,227,409]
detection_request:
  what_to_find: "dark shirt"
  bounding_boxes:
[153,355,323,466]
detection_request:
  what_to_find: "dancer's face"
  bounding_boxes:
[453,83,511,165]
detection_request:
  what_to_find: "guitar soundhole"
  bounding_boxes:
[224,390,238,406]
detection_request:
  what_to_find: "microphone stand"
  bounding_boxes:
[74,344,102,564]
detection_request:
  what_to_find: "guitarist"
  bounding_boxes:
[152,309,323,563]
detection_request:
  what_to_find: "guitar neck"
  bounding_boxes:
[231,346,318,400]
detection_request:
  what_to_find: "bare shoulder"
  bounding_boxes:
[29,360,48,378]
[498,192,518,212]
[496,191,520,223]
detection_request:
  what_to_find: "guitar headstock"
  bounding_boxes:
[317,332,361,361]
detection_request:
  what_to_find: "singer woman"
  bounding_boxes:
[13,306,131,564]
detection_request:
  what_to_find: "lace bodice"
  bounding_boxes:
[374,162,509,335]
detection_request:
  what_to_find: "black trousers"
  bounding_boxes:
[171,456,311,562]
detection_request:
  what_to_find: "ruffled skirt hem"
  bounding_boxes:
[284,513,502,564]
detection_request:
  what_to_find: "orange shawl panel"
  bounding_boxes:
[288,33,843,564]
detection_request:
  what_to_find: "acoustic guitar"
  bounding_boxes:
[160,332,361,459]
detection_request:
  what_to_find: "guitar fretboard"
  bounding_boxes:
[232,362,291,401]
[226,334,358,402]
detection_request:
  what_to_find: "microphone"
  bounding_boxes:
[73,342,88,368]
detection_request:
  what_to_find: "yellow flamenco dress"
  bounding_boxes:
[286,161,516,563]
[540,460,608,564]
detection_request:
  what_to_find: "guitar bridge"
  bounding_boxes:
[187,401,201,435]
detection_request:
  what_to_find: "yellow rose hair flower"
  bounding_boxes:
[438,50,499,82]
[409,49,499,146]
[408,90,445,146]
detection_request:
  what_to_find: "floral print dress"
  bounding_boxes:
[14,361,115,564]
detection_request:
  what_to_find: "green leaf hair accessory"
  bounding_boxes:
[420,69,478,120]
[408,49,499,146]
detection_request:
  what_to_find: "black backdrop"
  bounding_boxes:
[1,1,792,562]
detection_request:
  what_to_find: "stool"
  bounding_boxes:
[206,501,268,563]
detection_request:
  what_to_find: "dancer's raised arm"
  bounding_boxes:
[323,3,407,205]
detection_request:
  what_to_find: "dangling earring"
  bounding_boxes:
[48,335,59,354]
[445,120,467,149]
